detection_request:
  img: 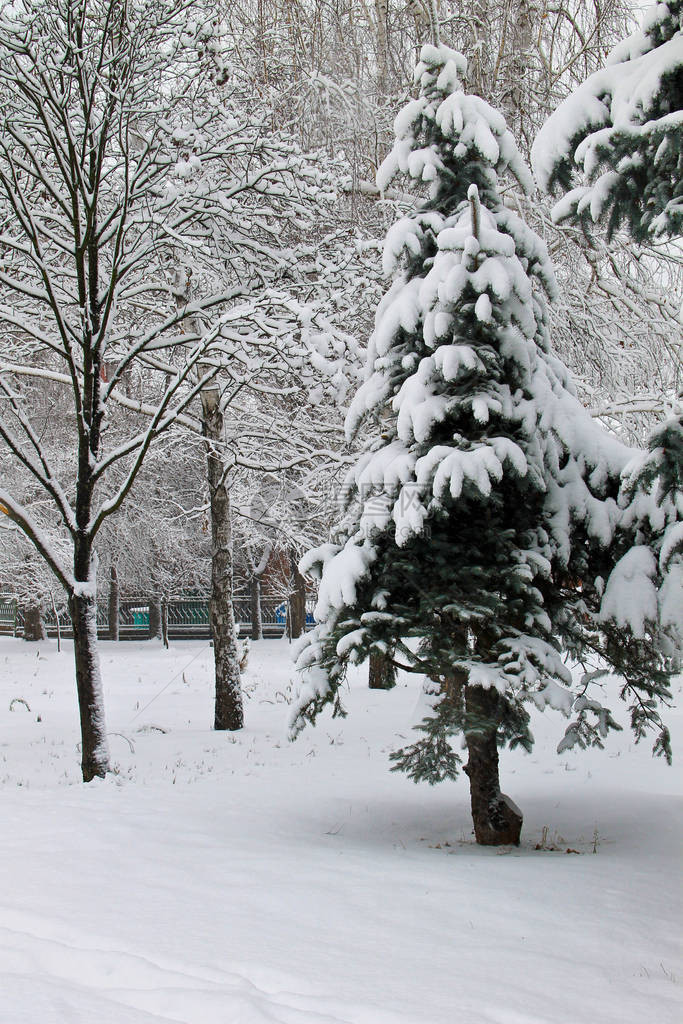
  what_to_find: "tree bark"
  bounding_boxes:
[501,0,535,129]
[250,574,263,641]
[108,564,119,641]
[161,594,169,649]
[463,685,522,846]
[23,603,46,641]
[50,591,62,652]
[202,383,244,731]
[69,589,110,781]
[374,0,390,93]
[289,549,307,639]
[368,649,396,689]
[148,592,162,640]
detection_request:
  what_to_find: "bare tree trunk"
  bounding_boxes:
[202,383,244,731]
[161,594,169,649]
[69,588,109,781]
[23,603,46,641]
[289,549,307,639]
[409,0,431,40]
[50,591,61,652]
[374,0,390,92]
[108,564,119,641]
[368,649,396,689]
[250,574,263,641]
[500,0,535,131]
[148,592,162,640]
[463,685,522,846]
[246,541,271,641]
[257,0,269,83]
[467,0,490,100]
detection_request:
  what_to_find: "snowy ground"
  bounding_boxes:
[1,637,681,1024]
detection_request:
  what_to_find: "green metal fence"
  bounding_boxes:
[0,595,313,639]
[0,598,18,636]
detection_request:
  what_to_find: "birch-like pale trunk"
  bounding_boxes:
[201,383,244,731]
[374,0,390,92]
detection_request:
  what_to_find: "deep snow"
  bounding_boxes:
[1,637,681,1023]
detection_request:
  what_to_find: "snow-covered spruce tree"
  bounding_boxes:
[533,0,683,670]
[290,45,677,846]
[531,0,682,242]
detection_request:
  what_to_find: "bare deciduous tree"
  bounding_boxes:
[0,0,237,779]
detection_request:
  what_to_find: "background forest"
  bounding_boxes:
[1,0,679,618]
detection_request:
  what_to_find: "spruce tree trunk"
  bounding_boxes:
[23,603,46,641]
[463,685,522,846]
[69,589,110,781]
[202,383,244,731]
[289,550,307,639]
[108,564,119,641]
[368,649,396,689]
[250,575,263,641]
